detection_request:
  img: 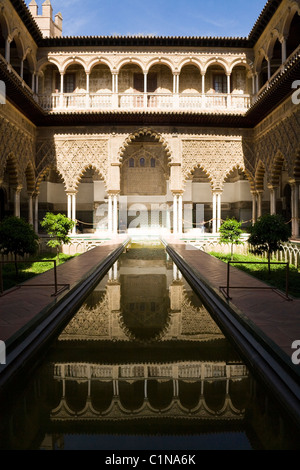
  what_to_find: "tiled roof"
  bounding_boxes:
[248,0,282,45]
[10,0,43,43]
[41,35,250,48]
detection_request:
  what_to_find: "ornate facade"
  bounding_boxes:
[0,0,299,238]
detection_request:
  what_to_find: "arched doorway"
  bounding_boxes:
[188,166,212,233]
[120,134,170,234]
[222,168,252,227]
[76,166,106,233]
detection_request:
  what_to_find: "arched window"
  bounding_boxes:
[151,158,156,168]
[140,158,145,167]
[129,158,135,168]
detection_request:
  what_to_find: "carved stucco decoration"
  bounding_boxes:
[0,116,35,185]
[253,108,300,186]
[118,128,172,163]
[35,137,109,192]
[181,139,246,190]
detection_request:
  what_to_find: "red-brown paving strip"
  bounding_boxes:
[167,239,300,359]
[0,237,127,345]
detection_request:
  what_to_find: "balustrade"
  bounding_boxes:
[38,91,251,112]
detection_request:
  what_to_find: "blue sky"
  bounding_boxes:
[28,0,268,38]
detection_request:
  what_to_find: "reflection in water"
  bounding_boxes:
[0,243,300,450]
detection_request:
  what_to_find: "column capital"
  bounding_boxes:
[172,191,183,196]
[288,178,300,187]
[14,185,23,193]
[212,189,223,195]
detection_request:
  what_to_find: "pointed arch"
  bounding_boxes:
[293,150,300,180]
[3,153,19,187]
[25,162,35,194]
[282,3,300,38]
[266,29,281,58]
[0,9,9,39]
[73,164,106,191]
[9,30,24,59]
[222,163,254,190]
[269,151,287,187]
[185,163,213,188]
[254,48,268,74]
[118,128,172,163]
[255,160,266,191]
[35,165,66,193]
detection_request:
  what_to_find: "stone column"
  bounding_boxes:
[212,192,217,234]
[20,59,24,80]
[72,193,77,234]
[252,74,256,95]
[31,72,35,92]
[281,37,287,64]
[269,186,277,215]
[5,38,10,63]
[143,71,148,108]
[217,192,222,232]
[251,191,257,224]
[178,194,183,235]
[112,72,118,108]
[226,73,231,107]
[60,72,64,107]
[86,72,90,108]
[67,193,72,219]
[34,193,39,233]
[113,194,118,235]
[14,186,22,218]
[267,58,271,81]
[257,191,263,218]
[108,194,113,233]
[201,72,205,107]
[173,72,179,108]
[173,194,178,235]
[35,74,39,95]
[291,182,299,239]
[28,193,33,225]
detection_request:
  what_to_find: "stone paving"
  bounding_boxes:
[166,238,300,360]
[0,237,128,346]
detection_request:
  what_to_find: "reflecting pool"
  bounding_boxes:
[0,242,299,450]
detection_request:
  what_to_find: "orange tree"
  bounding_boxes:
[248,214,291,273]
